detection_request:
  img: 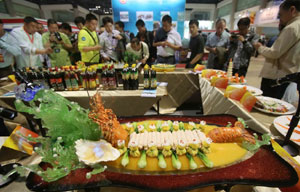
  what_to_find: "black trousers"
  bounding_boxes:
[232,66,248,77]
[260,78,289,99]
[157,55,175,64]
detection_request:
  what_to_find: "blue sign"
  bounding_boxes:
[112,0,186,38]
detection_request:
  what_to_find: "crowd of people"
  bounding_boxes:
[0,13,258,75]
[0,0,299,103]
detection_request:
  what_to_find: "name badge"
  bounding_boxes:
[54,48,61,53]
[187,52,191,59]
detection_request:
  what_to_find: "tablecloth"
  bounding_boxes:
[153,70,200,114]
[0,85,168,117]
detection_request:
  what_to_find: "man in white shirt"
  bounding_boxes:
[0,19,21,78]
[10,16,52,69]
[153,15,182,64]
[100,17,123,62]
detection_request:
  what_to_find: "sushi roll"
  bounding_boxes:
[162,132,172,157]
[146,132,158,157]
[128,133,141,157]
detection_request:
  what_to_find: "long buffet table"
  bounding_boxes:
[0,69,201,116]
[0,72,300,192]
[0,84,168,117]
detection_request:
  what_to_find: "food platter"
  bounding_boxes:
[26,115,298,192]
[230,85,263,96]
[254,96,296,115]
[273,115,300,146]
[152,64,176,72]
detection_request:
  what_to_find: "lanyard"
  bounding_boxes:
[23,27,34,44]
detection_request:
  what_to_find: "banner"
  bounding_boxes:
[254,6,280,26]
[112,0,186,37]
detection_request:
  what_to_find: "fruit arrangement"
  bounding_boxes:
[193,64,206,72]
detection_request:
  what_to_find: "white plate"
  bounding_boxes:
[230,85,263,96]
[254,96,296,115]
[273,115,300,146]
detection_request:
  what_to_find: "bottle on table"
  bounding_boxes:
[60,67,67,89]
[108,65,117,90]
[143,64,150,90]
[129,65,133,90]
[25,67,33,84]
[75,66,83,89]
[96,65,102,88]
[88,67,96,90]
[150,66,157,90]
[81,67,87,89]
[64,67,73,91]
[101,65,109,90]
[42,67,50,89]
[122,64,129,90]
[55,67,65,91]
[131,64,139,90]
[70,66,79,91]
[37,67,47,88]
[30,67,39,85]
[49,68,58,91]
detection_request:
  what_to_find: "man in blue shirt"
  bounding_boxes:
[205,19,230,69]
[0,19,21,78]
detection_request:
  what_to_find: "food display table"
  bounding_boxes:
[199,75,300,192]
[199,77,270,134]
[199,76,296,136]
[1,73,300,192]
[0,85,167,117]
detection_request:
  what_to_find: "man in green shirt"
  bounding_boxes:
[78,14,101,64]
[42,19,72,67]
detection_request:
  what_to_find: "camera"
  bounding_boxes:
[231,32,239,39]
[70,33,78,44]
[54,32,62,41]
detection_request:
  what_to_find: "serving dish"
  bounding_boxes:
[26,115,299,192]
